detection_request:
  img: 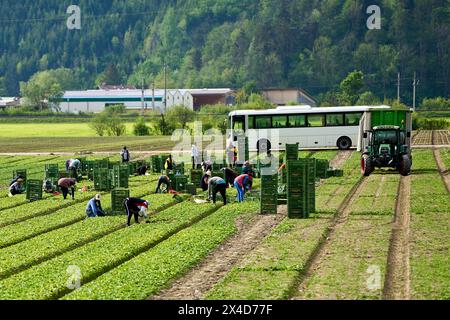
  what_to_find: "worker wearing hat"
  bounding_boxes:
[86,194,106,218]
[8,178,25,197]
[200,170,211,191]
[123,197,149,226]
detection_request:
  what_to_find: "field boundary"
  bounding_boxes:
[382,175,411,300]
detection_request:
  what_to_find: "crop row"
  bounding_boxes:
[0,194,177,280]
[63,201,260,300]
[0,201,219,299]
[0,184,152,248]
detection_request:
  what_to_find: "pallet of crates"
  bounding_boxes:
[26,179,43,202]
[286,159,316,218]
[111,165,129,189]
[297,158,316,214]
[189,169,203,186]
[151,155,162,173]
[174,174,188,192]
[93,167,111,191]
[111,188,130,215]
[260,169,278,214]
[285,143,299,161]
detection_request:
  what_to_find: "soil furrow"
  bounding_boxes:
[382,175,411,299]
[151,208,287,300]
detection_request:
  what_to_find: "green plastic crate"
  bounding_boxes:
[111,189,130,214]
[26,179,43,201]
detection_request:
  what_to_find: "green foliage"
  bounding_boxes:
[419,97,450,111]
[166,105,195,129]
[133,117,150,136]
[412,115,449,130]
[89,113,109,136]
[339,70,365,105]
[356,91,381,105]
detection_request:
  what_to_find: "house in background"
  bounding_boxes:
[262,88,317,107]
[0,97,21,110]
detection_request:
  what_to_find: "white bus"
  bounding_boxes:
[228,105,391,151]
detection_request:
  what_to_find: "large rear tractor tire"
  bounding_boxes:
[361,154,374,176]
[399,154,412,176]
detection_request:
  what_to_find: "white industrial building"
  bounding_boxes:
[57,88,235,114]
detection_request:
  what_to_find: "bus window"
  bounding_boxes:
[272,115,287,128]
[345,113,362,126]
[288,115,306,127]
[326,114,344,126]
[232,115,245,131]
[255,116,271,129]
[248,116,255,129]
[307,114,325,127]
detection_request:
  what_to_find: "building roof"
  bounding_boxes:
[0,97,20,107]
[98,84,137,90]
[262,87,317,102]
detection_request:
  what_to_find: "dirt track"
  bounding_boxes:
[151,207,287,300]
[432,132,450,194]
[383,175,411,300]
[329,150,353,169]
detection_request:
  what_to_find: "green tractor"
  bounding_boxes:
[359,109,413,176]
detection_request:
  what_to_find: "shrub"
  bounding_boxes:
[133,117,150,136]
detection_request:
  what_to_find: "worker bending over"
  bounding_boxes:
[208,176,227,205]
[221,167,238,188]
[200,170,211,191]
[68,159,81,180]
[86,194,106,217]
[58,177,76,200]
[43,179,57,193]
[8,178,25,197]
[135,165,149,176]
[123,197,149,226]
[155,175,172,193]
[234,173,253,202]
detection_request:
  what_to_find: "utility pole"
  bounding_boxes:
[152,82,155,111]
[412,72,418,112]
[164,63,167,114]
[397,72,400,103]
[141,77,145,117]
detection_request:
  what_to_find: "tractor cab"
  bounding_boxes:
[364,126,406,168]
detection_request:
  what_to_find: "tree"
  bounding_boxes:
[89,113,109,136]
[356,91,381,105]
[133,117,151,136]
[166,105,195,129]
[339,70,365,105]
[96,64,122,86]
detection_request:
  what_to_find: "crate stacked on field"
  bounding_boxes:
[315,159,330,179]
[174,174,188,192]
[326,168,344,177]
[189,169,203,185]
[286,158,316,219]
[111,188,129,215]
[260,171,278,214]
[285,143,299,161]
[26,179,43,201]
[185,183,197,195]
[44,164,59,184]
[151,155,163,173]
[110,165,129,188]
[13,169,27,186]
[93,167,111,191]
[108,160,121,170]
[174,162,185,175]
[85,161,96,180]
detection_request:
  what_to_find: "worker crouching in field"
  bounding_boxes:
[221,167,238,188]
[8,178,25,197]
[135,165,149,176]
[208,176,227,205]
[43,179,57,193]
[155,175,173,193]
[123,198,149,226]
[58,177,76,200]
[234,173,253,203]
[86,194,106,218]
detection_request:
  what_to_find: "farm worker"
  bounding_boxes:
[226,138,235,168]
[208,176,227,205]
[68,159,81,180]
[164,155,175,171]
[242,161,254,175]
[191,143,200,169]
[155,175,173,193]
[201,159,212,173]
[86,194,106,218]
[221,167,238,188]
[57,177,76,200]
[121,146,130,163]
[200,170,211,191]
[8,178,25,197]
[234,173,253,203]
[123,197,149,226]
[43,179,56,193]
[278,163,286,172]
[135,164,149,176]
[233,145,238,167]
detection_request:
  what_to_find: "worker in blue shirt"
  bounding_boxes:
[86,194,106,217]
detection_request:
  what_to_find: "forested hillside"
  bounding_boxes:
[0,0,448,104]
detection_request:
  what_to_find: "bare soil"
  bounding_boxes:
[329,150,353,169]
[382,175,411,300]
[151,207,287,300]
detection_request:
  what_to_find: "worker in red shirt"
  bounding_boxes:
[234,173,253,202]
[57,177,76,200]
[123,197,149,226]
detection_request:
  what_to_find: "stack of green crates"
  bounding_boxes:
[190,169,203,186]
[96,159,109,170]
[316,159,330,179]
[111,188,129,214]
[285,143,299,161]
[151,155,162,173]
[174,175,188,192]
[108,161,121,170]
[13,169,27,186]
[174,162,185,175]
[26,179,43,201]
[185,183,197,195]
[127,162,138,176]
[260,172,278,214]
[44,164,59,184]
[85,161,96,180]
[93,168,111,191]
[111,165,129,188]
[286,159,316,218]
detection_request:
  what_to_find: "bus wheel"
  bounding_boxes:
[257,139,271,154]
[337,136,352,150]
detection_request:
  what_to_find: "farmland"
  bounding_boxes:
[0,132,448,300]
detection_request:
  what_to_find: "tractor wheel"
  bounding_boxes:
[399,155,412,176]
[337,136,352,150]
[361,154,373,176]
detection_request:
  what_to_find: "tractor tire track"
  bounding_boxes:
[432,132,450,194]
[152,208,287,300]
[291,175,368,298]
[382,175,411,300]
[329,150,353,169]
